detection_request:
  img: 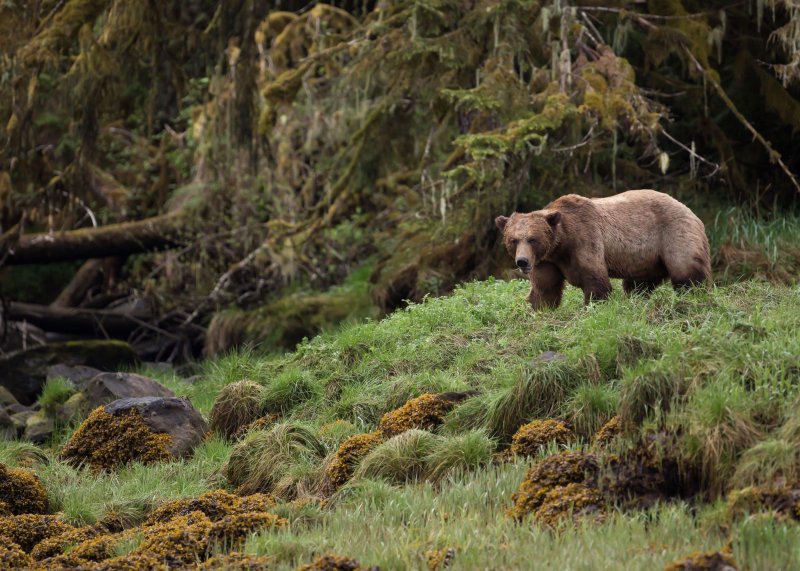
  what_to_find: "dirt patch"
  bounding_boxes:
[61,406,172,472]
[599,435,700,510]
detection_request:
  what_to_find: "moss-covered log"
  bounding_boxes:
[3,212,187,265]
[5,302,147,337]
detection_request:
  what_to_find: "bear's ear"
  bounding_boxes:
[545,211,561,227]
[495,215,509,231]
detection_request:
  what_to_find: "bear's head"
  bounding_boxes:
[495,210,561,273]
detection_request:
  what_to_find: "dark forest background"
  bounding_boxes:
[2,0,800,362]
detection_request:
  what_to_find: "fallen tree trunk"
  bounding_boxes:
[5,302,149,337]
[51,258,107,307]
[2,211,187,265]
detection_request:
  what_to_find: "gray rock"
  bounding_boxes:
[105,397,208,458]
[24,411,54,444]
[81,372,175,413]
[0,407,16,440]
[56,392,88,422]
[45,364,102,390]
[533,351,567,365]
[0,386,20,407]
[10,410,34,435]
[0,340,138,405]
[6,403,31,414]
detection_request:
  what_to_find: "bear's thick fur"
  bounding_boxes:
[495,190,711,309]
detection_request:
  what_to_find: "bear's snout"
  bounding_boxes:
[515,256,531,272]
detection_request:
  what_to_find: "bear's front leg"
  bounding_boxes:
[527,262,565,309]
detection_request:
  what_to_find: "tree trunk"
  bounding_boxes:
[2,212,187,265]
[50,258,106,307]
[6,302,148,337]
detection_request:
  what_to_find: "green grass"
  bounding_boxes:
[5,277,800,569]
[38,376,77,416]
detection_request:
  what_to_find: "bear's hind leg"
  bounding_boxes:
[666,254,711,291]
[528,262,565,309]
[582,274,612,305]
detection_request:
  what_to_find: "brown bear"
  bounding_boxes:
[495,189,711,309]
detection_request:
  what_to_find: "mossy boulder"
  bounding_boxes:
[0,463,48,515]
[0,541,33,568]
[61,405,173,472]
[532,483,606,527]
[299,553,379,571]
[0,340,138,405]
[663,549,739,571]
[593,416,621,446]
[135,511,213,566]
[508,451,599,521]
[324,431,384,492]
[0,513,72,552]
[144,489,276,527]
[378,393,468,438]
[104,396,207,458]
[510,419,574,457]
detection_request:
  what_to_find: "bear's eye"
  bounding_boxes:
[528,238,538,245]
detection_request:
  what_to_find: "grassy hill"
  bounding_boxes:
[3,278,800,569]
